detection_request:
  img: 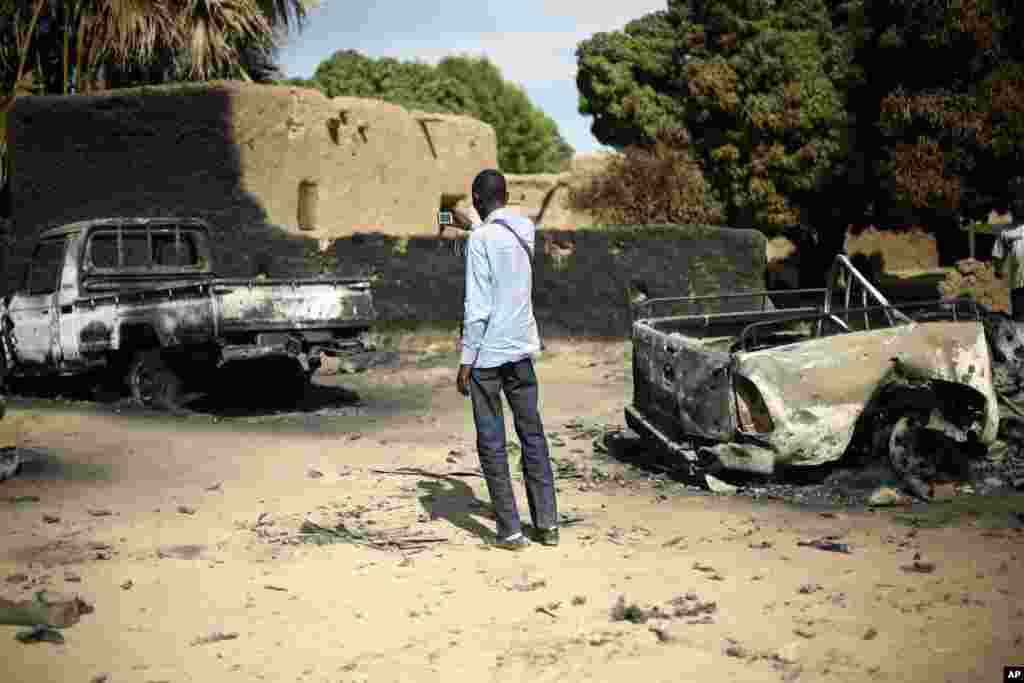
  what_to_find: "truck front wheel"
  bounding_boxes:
[127,349,183,411]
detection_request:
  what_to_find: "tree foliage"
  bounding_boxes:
[577,0,851,234]
[569,127,724,226]
[310,50,573,174]
[576,0,1024,242]
[849,0,1024,224]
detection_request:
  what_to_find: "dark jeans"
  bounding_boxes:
[1013,287,1024,322]
[469,357,558,540]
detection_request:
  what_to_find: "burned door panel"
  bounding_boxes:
[671,343,734,440]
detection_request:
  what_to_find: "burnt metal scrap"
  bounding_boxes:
[627,254,1014,501]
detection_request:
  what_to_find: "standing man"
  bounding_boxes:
[993,199,1024,322]
[456,169,559,551]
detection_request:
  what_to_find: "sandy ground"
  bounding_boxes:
[0,341,1021,683]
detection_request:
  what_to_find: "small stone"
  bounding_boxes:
[64,572,81,583]
[649,624,675,643]
[205,482,223,492]
[724,642,748,658]
[307,469,323,479]
[571,595,587,606]
[91,675,111,683]
[5,573,28,584]
[797,584,821,594]
[87,508,113,517]
[176,505,196,515]
[121,580,134,590]
[42,514,60,524]
[793,628,815,639]
[863,626,878,640]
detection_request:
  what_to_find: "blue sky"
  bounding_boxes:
[276,0,667,155]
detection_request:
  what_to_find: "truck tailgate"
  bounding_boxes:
[213,278,375,332]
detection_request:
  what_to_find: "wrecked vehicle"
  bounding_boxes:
[626,255,1000,500]
[0,218,377,409]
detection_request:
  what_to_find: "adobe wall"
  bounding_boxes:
[4,82,497,289]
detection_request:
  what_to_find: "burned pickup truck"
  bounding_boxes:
[0,218,376,409]
[626,255,1001,500]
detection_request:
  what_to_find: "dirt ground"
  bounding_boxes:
[0,341,1022,683]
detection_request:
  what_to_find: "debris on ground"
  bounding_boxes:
[0,592,94,628]
[868,486,914,506]
[87,508,112,517]
[0,448,22,482]
[306,468,323,479]
[176,505,196,515]
[15,624,64,644]
[120,580,134,590]
[797,537,852,554]
[42,514,60,524]
[901,560,936,574]
[189,631,238,646]
[296,519,447,554]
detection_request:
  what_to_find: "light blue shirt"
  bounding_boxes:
[460,207,542,368]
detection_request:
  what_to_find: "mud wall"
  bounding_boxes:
[844,225,939,272]
[327,225,766,338]
[4,82,497,291]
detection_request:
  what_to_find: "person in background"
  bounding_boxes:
[455,169,558,551]
[993,199,1024,322]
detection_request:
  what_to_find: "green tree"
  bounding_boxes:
[311,50,574,173]
[576,0,853,234]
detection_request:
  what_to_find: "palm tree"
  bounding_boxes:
[0,0,311,211]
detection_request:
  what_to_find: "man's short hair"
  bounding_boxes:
[472,169,506,203]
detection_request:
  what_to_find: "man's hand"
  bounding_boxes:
[457,365,472,396]
[451,207,477,231]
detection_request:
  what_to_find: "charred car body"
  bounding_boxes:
[0,218,377,409]
[626,255,1000,499]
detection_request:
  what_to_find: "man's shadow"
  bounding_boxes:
[417,473,497,542]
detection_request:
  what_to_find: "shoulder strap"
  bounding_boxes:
[491,218,534,263]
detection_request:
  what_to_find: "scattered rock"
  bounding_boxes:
[264,585,288,592]
[91,675,111,683]
[5,573,28,584]
[120,580,134,590]
[749,540,773,550]
[176,505,196,515]
[724,640,748,658]
[863,626,878,640]
[649,624,675,643]
[42,514,60,524]
[571,595,587,606]
[87,508,113,517]
[797,584,821,594]
[205,482,223,492]
[63,572,81,583]
[793,628,815,639]
[307,469,323,479]
[189,631,239,646]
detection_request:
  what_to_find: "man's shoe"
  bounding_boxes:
[534,527,560,547]
[493,533,531,551]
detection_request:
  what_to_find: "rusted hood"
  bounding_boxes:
[732,321,999,467]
